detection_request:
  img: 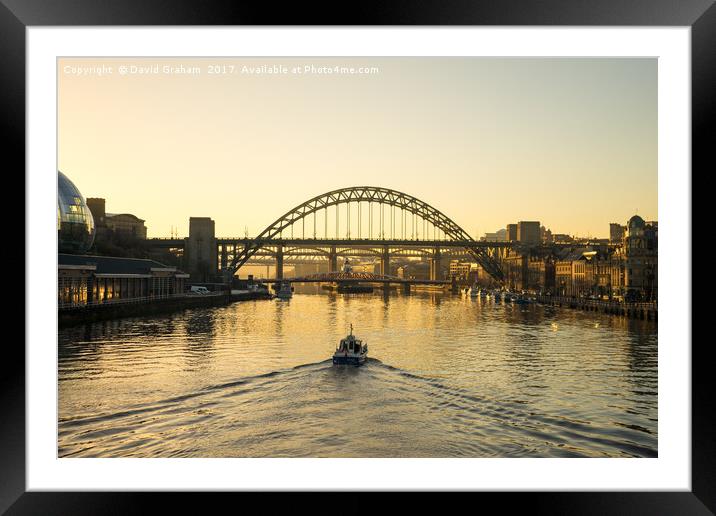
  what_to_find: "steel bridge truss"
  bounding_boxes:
[239,245,474,261]
[227,186,505,281]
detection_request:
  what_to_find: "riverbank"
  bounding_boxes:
[535,295,657,321]
[58,291,272,327]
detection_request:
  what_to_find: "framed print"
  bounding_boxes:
[7,0,711,513]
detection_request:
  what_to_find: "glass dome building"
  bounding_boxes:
[58,171,95,253]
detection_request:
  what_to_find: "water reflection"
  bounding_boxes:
[58,291,657,458]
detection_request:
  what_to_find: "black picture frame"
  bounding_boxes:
[6,0,709,513]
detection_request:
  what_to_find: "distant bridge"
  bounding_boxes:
[258,271,451,285]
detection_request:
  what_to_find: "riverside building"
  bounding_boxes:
[58,254,189,308]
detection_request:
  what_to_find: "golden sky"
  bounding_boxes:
[58,57,656,238]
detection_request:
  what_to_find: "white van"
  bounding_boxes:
[189,286,210,295]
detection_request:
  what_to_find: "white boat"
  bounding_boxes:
[276,280,293,299]
[333,324,367,366]
[479,288,488,298]
[469,282,480,298]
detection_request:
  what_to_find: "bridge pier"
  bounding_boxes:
[220,244,228,273]
[429,247,443,281]
[380,245,390,276]
[329,246,338,273]
[276,244,284,280]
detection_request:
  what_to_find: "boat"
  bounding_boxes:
[479,288,488,298]
[513,293,531,304]
[276,280,293,299]
[493,290,502,302]
[469,282,480,298]
[333,324,368,366]
[337,283,374,293]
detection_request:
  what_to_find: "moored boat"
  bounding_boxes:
[513,293,531,304]
[337,283,373,294]
[276,280,293,299]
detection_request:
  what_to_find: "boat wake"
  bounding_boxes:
[59,357,656,459]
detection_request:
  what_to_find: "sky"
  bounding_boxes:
[58,57,657,239]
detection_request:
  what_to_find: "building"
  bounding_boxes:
[540,226,553,244]
[59,176,190,308]
[553,246,626,299]
[502,250,528,291]
[105,213,147,239]
[555,255,575,297]
[484,229,507,242]
[527,255,555,294]
[593,254,616,298]
[58,254,189,308]
[623,215,658,301]
[517,221,541,246]
[553,233,574,244]
[609,223,626,244]
[86,197,107,227]
[554,249,593,297]
[58,171,95,253]
[506,224,518,242]
[536,215,656,301]
[448,260,472,281]
[87,197,147,239]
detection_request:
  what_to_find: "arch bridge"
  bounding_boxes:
[224,186,507,283]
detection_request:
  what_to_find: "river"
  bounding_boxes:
[58,288,657,458]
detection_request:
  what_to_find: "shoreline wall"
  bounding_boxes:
[58,292,271,327]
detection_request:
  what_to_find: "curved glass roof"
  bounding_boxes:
[58,171,95,253]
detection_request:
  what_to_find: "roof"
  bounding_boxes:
[58,254,184,275]
[628,214,645,229]
[105,213,145,223]
[555,247,592,262]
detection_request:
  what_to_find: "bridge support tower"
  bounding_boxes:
[429,247,443,281]
[185,217,218,282]
[276,244,284,280]
[220,244,228,273]
[380,245,390,276]
[329,246,338,273]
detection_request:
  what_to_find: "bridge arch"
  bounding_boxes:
[228,186,504,281]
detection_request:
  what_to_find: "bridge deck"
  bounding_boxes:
[148,237,515,248]
[257,277,451,285]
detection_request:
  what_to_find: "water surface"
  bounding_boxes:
[58,289,657,457]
